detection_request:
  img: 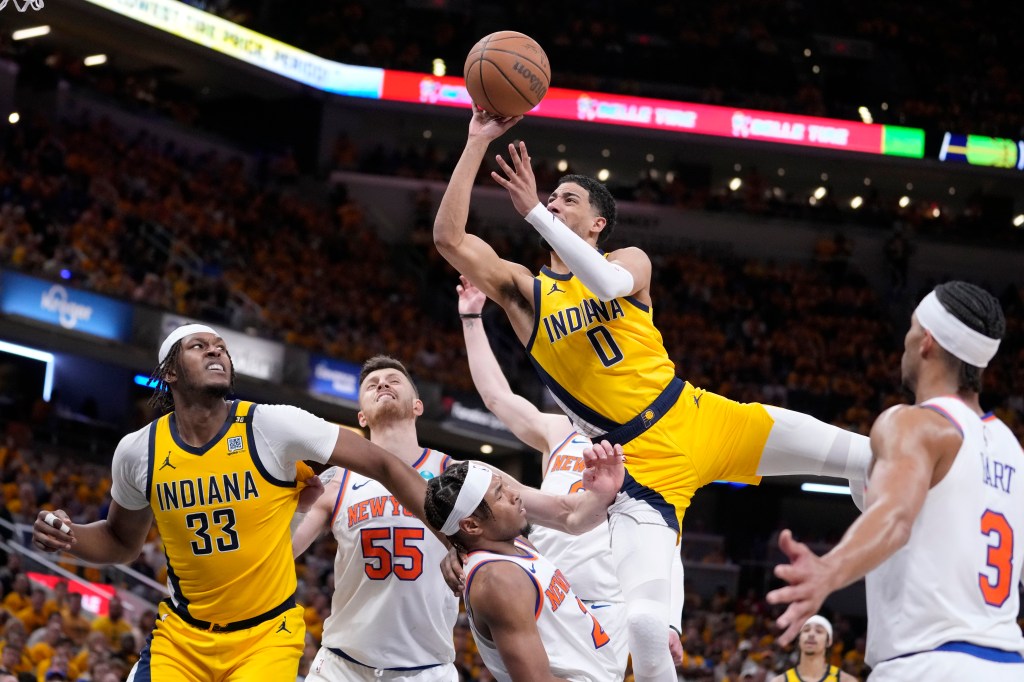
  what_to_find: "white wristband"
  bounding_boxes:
[525,203,634,301]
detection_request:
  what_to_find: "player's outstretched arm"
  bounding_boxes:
[766,405,959,644]
[293,469,340,558]
[434,109,534,309]
[469,562,570,682]
[458,276,569,456]
[328,428,431,525]
[506,441,623,534]
[33,503,153,565]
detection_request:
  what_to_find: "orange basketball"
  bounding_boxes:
[463,31,551,117]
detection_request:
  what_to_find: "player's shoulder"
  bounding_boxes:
[467,557,537,609]
[114,422,153,460]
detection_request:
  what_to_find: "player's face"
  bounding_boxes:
[798,622,828,655]
[358,368,423,429]
[901,314,925,394]
[168,332,232,397]
[479,474,529,541]
[546,183,604,242]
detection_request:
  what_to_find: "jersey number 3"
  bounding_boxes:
[980,509,1014,607]
[360,527,424,580]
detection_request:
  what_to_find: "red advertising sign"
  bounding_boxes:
[380,70,917,156]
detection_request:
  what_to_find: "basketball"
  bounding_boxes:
[463,31,551,117]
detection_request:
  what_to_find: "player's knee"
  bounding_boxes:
[625,607,671,674]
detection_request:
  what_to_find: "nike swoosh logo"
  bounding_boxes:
[352,481,370,490]
[571,438,589,445]
[589,603,610,609]
[528,564,537,574]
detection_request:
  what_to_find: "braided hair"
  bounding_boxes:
[425,461,492,550]
[933,281,1005,393]
[146,340,237,414]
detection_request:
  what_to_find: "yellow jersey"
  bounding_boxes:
[529,265,676,432]
[148,400,301,625]
[784,664,842,681]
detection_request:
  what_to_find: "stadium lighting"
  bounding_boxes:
[601,148,611,158]
[597,169,610,182]
[1014,214,1024,228]
[0,340,54,401]
[813,186,827,200]
[84,54,108,67]
[7,112,19,124]
[899,196,911,208]
[431,58,445,77]
[850,196,864,209]
[801,482,851,496]
[948,186,957,196]
[728,177,742,191]
[556,159,568,172]
[12,25,50,41]
[646,153,655,162]
[857,106,873,124]
[479,444,494,454]
[931,206,942,218]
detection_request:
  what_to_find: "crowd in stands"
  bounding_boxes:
[3,112,1023,440]
[187,0,1024,139]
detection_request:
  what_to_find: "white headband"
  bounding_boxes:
[804,615,833,645]
[440,463,493,536]
[915,291,1000,368]
[159,324,219,364]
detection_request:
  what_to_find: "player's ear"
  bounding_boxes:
[459,516,483,538]
[412,399,424,417]
[356,411,369,428]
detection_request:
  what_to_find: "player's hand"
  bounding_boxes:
[297,473,325,514]
[457,275,487,316]
[581,440,625,502]
[491,140,540,217]
[440,544,467,596]
[468,106,522,142]
[765,530,833,645]
[33,510,76,553]
[669,627,684,665]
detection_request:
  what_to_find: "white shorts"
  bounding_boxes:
[582,599,628,675]
[305,647,459,682]
[608,491,673,529]
[870,649,1024,681]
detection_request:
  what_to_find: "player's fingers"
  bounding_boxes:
[490,170,511,188]
[494,154,516,178]
[508,142,522,171]
[777,529,807,561]
[519,140,529,161]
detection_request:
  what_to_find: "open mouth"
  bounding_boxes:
[206,362,226,373]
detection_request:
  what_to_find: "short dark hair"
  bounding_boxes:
[933,281,1005,392]
[359,355,418,396]
[424,462,492,545]
[558,174,617,245]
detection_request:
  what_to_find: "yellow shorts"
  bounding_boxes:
[619,382,774,531]
[130,602,305,681]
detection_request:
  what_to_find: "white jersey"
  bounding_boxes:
[866,397,1024,666]
[464,539,621,682]
[321,449,459,669]
[529,432,621,603]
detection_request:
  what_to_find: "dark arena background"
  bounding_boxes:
[0,0,1021,680]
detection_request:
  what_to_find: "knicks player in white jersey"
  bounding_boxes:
[425,454,625,682]
[457,276,685,672]
[767,281,1024,681]
[293,356,460,681]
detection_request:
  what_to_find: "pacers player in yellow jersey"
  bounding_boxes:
[770,616,856,682]
[434,108,871,682]
[32,324,442,682]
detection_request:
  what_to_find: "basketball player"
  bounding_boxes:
[769,615,855,682]
[767,282,1024,680]
[31,324,441,682]
[457,276,684,671]
[424,456,623,681]
[433,107,870,682]
[292,355,461,681]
